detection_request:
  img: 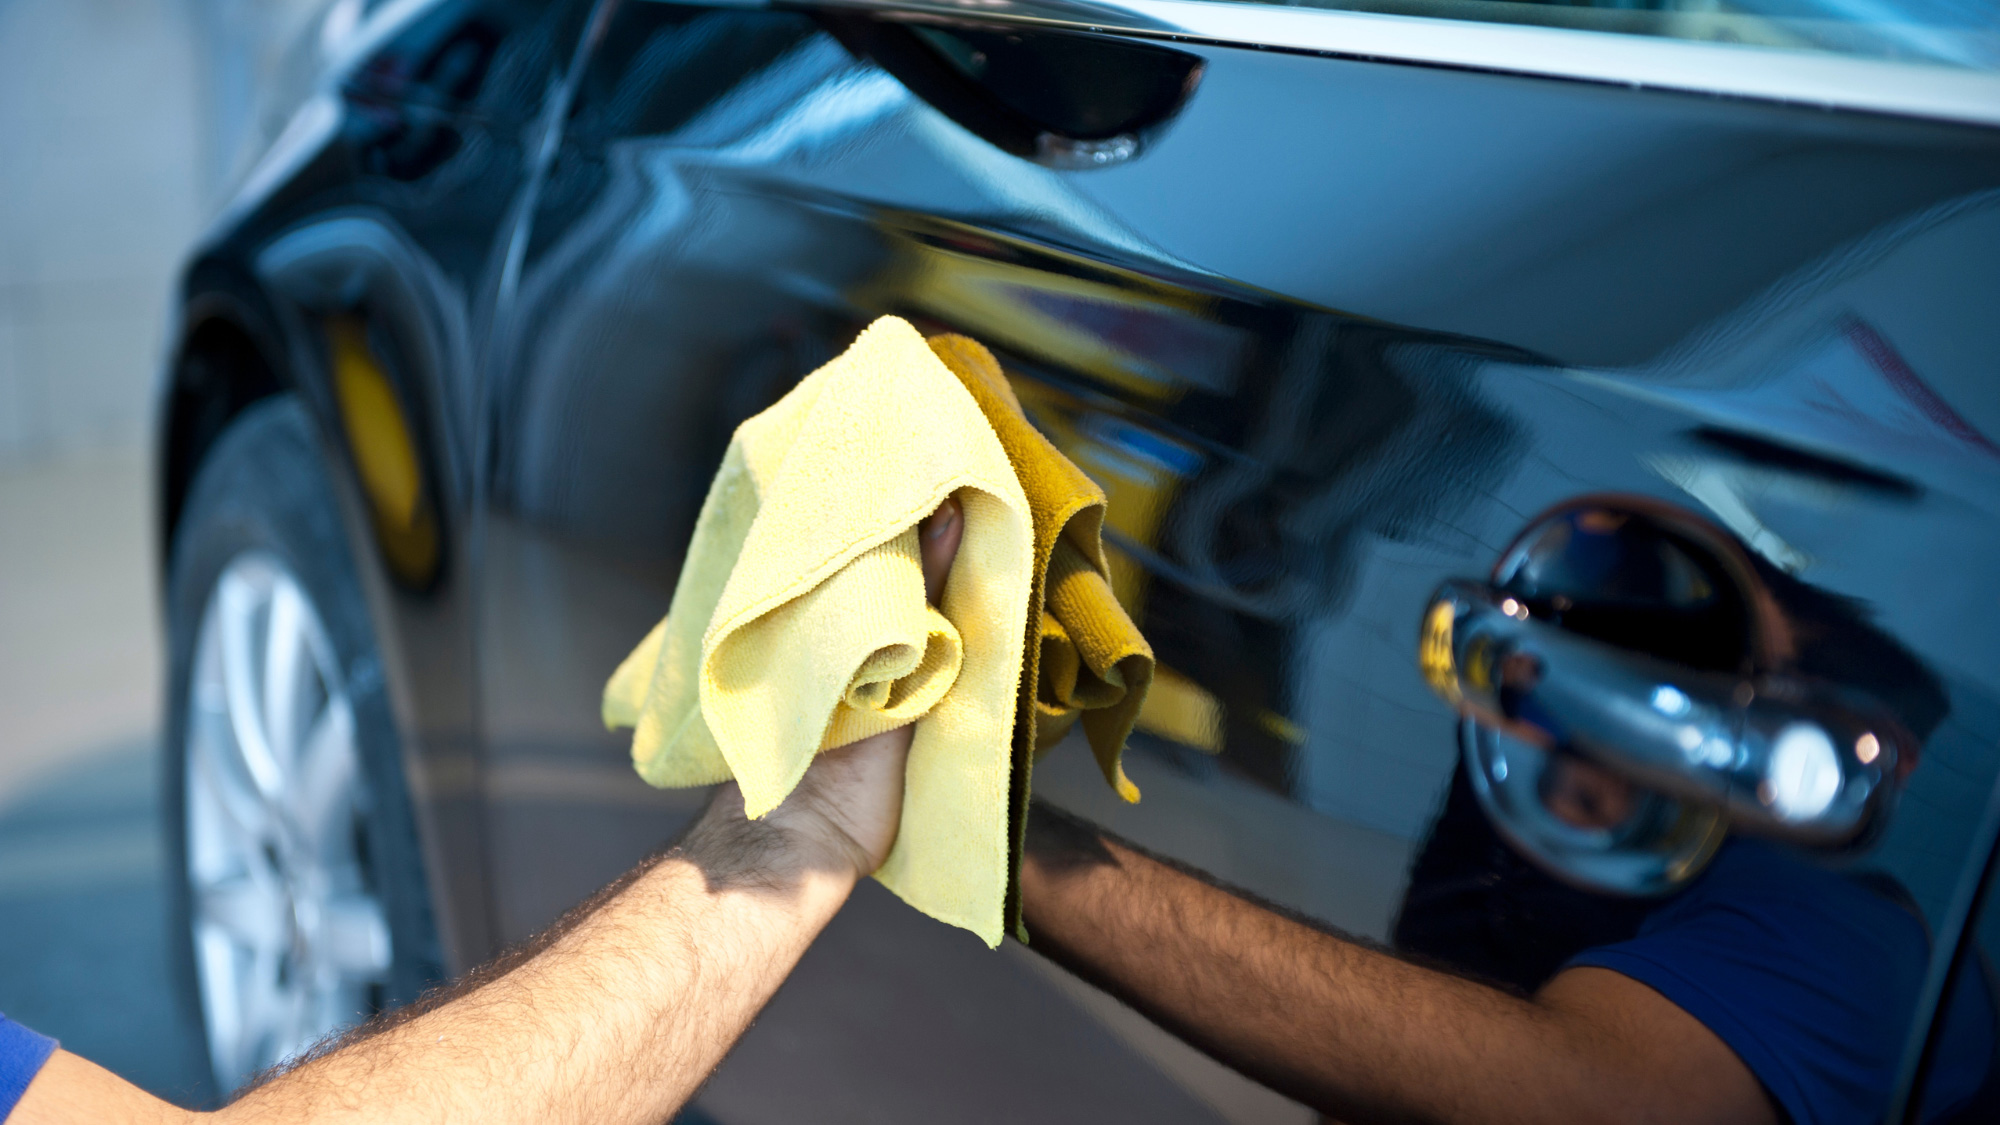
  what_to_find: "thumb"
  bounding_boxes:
[920,495,963,607]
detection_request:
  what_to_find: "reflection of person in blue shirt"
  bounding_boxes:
[1015,509,1996,1123]
[1577,831,1995,1122]
[1014,710,1995,1124]
[1397,754,1997,1124]
[1395,539,1999,1124]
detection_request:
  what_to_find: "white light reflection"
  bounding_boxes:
[722,68,909,165]
[1767,724,1841,821]
[1651,685,1692,717]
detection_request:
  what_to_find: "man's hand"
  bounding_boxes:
[691,493,963,881]
[13,496,964,1125]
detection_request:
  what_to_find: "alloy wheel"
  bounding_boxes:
[184,551,393,1091]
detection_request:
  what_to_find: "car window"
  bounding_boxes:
[1221,0,2000,72]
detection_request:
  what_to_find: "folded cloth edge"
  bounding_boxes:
[923,333,1155,940]
[605,315,1034,947]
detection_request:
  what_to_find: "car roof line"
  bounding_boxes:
[790,0,2000,129]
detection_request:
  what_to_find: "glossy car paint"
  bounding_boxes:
[159,0,2000,1117]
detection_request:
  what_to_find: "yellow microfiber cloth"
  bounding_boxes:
[924,335,1155,935]
[602,316,1034,947]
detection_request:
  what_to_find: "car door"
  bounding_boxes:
[1913,790,2000,1122]
[475,0,2000,1119]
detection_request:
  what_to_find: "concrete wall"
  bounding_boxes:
[0,0,205,463]
[0,0,341,466]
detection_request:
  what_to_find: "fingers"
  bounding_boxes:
[919,494,963,607]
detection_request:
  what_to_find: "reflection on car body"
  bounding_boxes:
[158,0,2000,1117]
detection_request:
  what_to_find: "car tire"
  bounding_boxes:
[163,396,442,1097]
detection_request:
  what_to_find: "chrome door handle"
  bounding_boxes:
[1421,579,1910,843]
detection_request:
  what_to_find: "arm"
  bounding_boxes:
[16,501,963,1125]
[21,769,869,1125]
[1018,803,1776,1125]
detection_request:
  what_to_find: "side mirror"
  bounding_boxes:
[820,13,1205,168]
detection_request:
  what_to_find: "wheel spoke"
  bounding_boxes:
[320,893,393,977]
[189,623,268,856]
[196,876,288,953]
[241,943,289,1074]
[194,926,246,1075]
[279,973,319,1066]
[216,568,284,799]
[187,552,392,1095]
[263,579,311,775]
[290,701,358,854]
[189,727,273,867]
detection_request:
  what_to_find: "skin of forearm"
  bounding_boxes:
[1017,806,1771,1125]
[13,500,964,1125]
[208,501,958,1125]
[210,795,853,1125]
[1018,817,1552,1123]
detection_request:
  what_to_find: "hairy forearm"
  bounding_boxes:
[1017,805,1762,1125]
[215,802,853,1125]
[1018,807,1546,1123]
[20,699,920,1125]
[17,503,962,1125]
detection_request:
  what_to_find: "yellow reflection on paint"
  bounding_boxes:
[327,316,438,585]
[1258,710,1306,746]
[1419,599,1461,704]
[1136,665,1224,754]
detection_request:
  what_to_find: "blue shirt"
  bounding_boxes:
[0,1014,56,1120]
[1569,839,1995,1124]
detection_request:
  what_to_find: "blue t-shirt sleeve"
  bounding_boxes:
[1567,841,1992,1125]
[0,1015,57,1120]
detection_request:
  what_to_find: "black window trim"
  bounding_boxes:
[631,0,2000,128]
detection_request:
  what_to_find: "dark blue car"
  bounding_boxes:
[154,0,2000,1118]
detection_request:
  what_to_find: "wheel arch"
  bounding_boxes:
[159,258,292,558]
[158,241,499,976]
